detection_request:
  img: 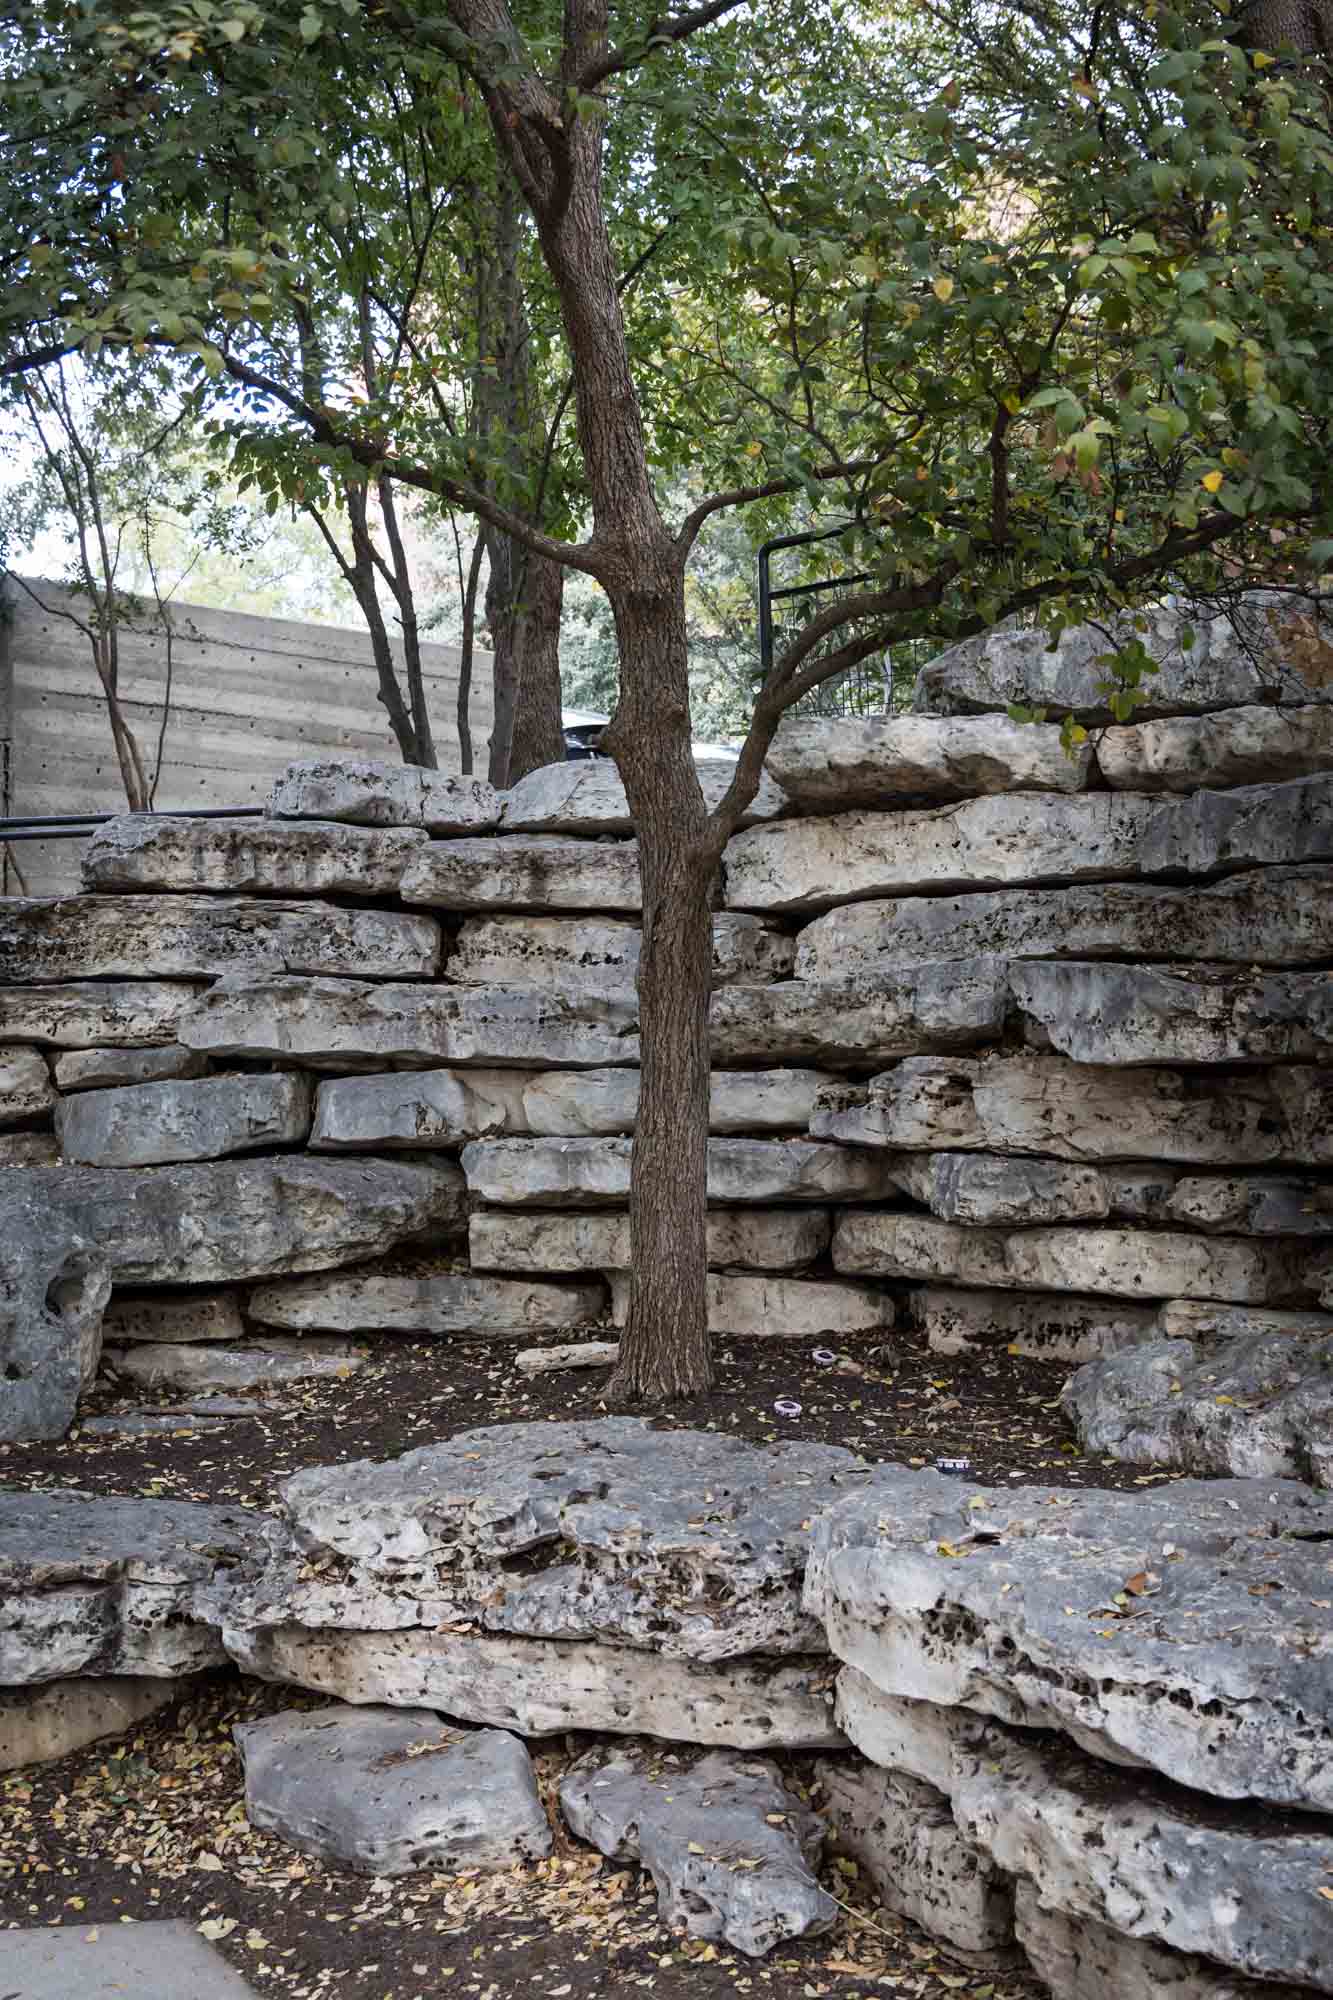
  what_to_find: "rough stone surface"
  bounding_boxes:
[811,1053,1333,1165]
[236,1706,550,1876]
[1165,1173,1333,1235]
[447,913,794,989]
[56,1071,313,1169]
[182,974,640,1070]
[0,1045,53,1125]
[0,1676,180,1772]
[0,1132,61,1167]
[794,866,1333,978]
[515,1341,620,1375]
[907,1286,1159,1364]
[912,593,1333,719]
[891,1151,1112,1226]
[816,1758,1014,1963]
[609,1272,894,1339]
[1155,1299,1333,1342]
[1013,960,1333,1065]
[53,1044,211,1091]
[501,760,788,833]
[462,1137,900,1208]
[725,775,1333,911]
[1099,701,1333,792]
[220,1419,867,1664]
[804,1467,1333,1809]
[248,1270,606,1336]
[223,1626,845,1749]
[833,1210,1313,1304]
[104,1338,367,1393]
[310,1067,526,1147]
[401,836,642,912]
[560,1747,834,1958]
[101,1291,246,1345]
[0,1488,254,1683]
[516,1068,829,1138]
[469,1207,832,1274]
[765,713,1090,809]
[269,758,500,834]
[710,960,1009,1066]
[1012,1882,1305,2000]
[0,895,440,982]
[1063,1332,1333,1483]
[0,980,203,1049]
[0,1190,111,1443]
[12,1156,464,1287]
[84,813,427,896]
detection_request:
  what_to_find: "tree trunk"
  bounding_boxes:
[485,527,519,787]
[508,551,567,781]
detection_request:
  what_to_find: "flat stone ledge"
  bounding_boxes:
[766,712,1090,809]
[269,758,500,833]
[609,1271,895,1338]
[104,1338,368,1393]
[83,813,427,896]
[461,1136,900,1207]
[907,1285,1159,1364]
[56,1071,313,1169]
[1013,959,1333,1065]
[1099,701,1333,792]
[468,1207,832,1274]
[401,835,643,912]
[0,1675,181,1772]
[0,1045,53,1126]
[446,912,794,989]
[0,981,204,1050]
[500,758,788,833]
[710,958,1009,1066]
[53,1044,211,1091]
[102,1291,246,1345]
[247,1269,606,1335]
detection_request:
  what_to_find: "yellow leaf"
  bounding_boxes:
[932,275,954,303]
[1201,470,1224,493]
[1253,48,1276,65]
[1318,1886,1333,1901]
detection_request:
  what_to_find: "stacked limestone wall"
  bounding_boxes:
[2,593,1333,1437]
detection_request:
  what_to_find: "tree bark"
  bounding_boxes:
[508,550,567,781]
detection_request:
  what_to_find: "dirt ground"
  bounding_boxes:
[1,1328,1181,1998]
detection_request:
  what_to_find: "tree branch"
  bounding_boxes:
[575,0,749,91]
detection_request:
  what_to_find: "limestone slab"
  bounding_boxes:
[0,980,202,1049]
[1100,701,1333,792]
[53,1044,210,1091]
[0,1187,111,1442]
[447,912,793,989]
[248,1270,605,1336]
[310,1067,524,1147]
[469,1207,832,1274]
[833,1211,1312,1304]
[710,959,1009,1065]
[1155,1299,1333,1342]
[83,813,426,896]
[102,1291,246,1345]
[609,1272,894,1339]
[911,593,1333,719]
[811,1053,1333,1165]
[0,895,440,981]
[765,712,1089,809]
[1062,1332,1333,1483]
[1013,960,1333,1065]
[1165,1173,1333,1235]
[0,1045,52,1125]
[515,1341,620,1374]
[13,1156,464,1287]
[907,1286,1159,1364]
[500,759,788,833]
[560,1747,833,1958]
[0,1918,266,1999]
[892,1151,1111,1226]
[804,1467,1333,1809]
[462,1137,900,1208]
[816,1758,1013,1963]
[0,1488,255,1683]
[0,1132,60,1167]
[1013,1882,1304,2000]
[181,974,640,1070]
[269,757,500,833]
[0,1674,180,1771]
[105,1337,367,1392]
[401,835,642,912]
[795,865,1333,979]
[57,1071,312,1168]
[236,1706,550,1875]
[518,1067,828,1137]
[725,775,1333,912]
[224,1625,845,1749]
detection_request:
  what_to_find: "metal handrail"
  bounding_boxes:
[0,805,266,842]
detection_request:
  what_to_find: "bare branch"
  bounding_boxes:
[575,0,748,91]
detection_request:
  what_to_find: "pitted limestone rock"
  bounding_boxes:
[401,836,642,912]
[269,758,500,834]
[0,1676,182,1772]
[247,1269,605,1336]
[222,1419,868,1663]
[1012,1882,1306,2000]
[235,1706,550,1876]
[181,974,640,1070]
[53,1045,210,1091]
[83,813,426,897]
[0,981,203,1050]
[462,1137,900,1208]
[709,959,1008,1066]
[104,1337,368,1393]
[811,1053,1333,1165]
[1165,1173,1333,1235]
[1012,959,1333,1065]
[1062,1333,1333,1483]
[803,1467,1333,1810]
[446,913,794,989]
[0,1189,111,1442]
[0,1488,256,1683]
[1099,701,1333,792]
[609,1272,893,1339]
[890,1151,1112,1226]
[468,1207,831,1274]
[56,1071,313,1168]
[101,1291,245,1345]
[559,1747,834,1958]
[500,759,788,833]
[907,1286,1159,1365]
[0,894,440,981]
[764,713,1090,808]
[0,1047,52,1125]
[794,866,1333,979]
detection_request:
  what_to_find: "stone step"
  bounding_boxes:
[247,1269,606,1335]
[401,835,642,912]
[461,1136,899,1207]
[469,1206,832,1274]
[0,1675,181,1773]
[1013,960,1333,1065]
[104,1337,368,1392]
[56,1071,313,1169]
[794,865,1333,978]
[83,812,426,896]
[446,911,793,988]
[608,1271,895,1338]
[812,1053,1333,1165]
[765,712,1090,809]
[0,894,440,981]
